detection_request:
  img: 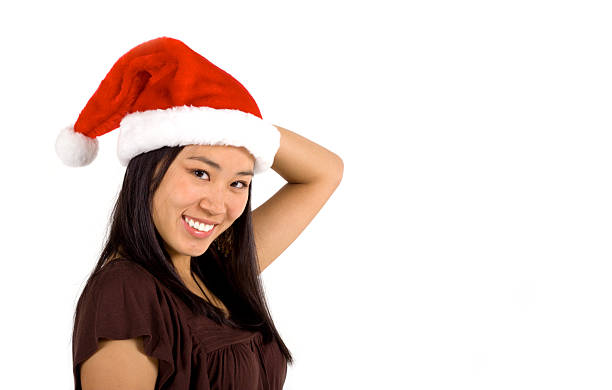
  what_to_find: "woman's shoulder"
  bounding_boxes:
[100,256,141,271]
[93,257,158,291]
[101,255,149,271]
[79,258,175,321]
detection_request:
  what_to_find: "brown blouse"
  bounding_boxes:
[72,258,287,389]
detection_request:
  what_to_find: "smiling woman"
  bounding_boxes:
[151,144,256,276]
[60,36,342,390]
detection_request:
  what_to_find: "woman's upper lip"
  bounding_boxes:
[183,215,220,225]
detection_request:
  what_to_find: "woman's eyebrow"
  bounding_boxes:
[186,156,254,176]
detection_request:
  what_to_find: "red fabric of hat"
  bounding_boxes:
[55,36,279,174]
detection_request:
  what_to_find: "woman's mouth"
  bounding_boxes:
[182,215,217,238]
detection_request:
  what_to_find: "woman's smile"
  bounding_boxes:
[182,215,217,238]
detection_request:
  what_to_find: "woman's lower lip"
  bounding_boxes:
[182,217,216,238]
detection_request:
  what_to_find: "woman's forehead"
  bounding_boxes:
[183,144,248,154]
[180,144,255,165]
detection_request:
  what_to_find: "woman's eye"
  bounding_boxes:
[193,170,249,189]
[193,169,209,179]
[235,181,250,189]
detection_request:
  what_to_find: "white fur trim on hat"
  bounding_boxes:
[55,125,99,167]
[117,105,280,174]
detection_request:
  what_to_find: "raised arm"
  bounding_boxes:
[252,125,343,272]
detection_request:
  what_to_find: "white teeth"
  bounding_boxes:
[196,223,214,232]
[184,216,214,232]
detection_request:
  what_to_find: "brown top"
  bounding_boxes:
[72,258,287,389]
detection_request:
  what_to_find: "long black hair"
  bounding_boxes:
[72,145,293,365]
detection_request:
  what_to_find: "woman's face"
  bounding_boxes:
[152,144,255,265]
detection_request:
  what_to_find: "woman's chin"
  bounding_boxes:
[184,245,211,257]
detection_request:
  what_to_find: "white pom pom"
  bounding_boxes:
[55,126,99,167]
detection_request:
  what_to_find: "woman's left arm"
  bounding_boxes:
[252,124,343,273]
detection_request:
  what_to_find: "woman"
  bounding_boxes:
[58,37,343,390]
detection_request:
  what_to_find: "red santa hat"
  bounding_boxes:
[55,36,279,174]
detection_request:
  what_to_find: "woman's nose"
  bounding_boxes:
[198,190,225,215]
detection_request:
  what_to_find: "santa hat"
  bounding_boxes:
[55,36,279,174]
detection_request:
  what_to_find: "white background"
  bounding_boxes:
[1,0,611,389]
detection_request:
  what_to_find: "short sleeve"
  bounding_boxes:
[72,261,175,390]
